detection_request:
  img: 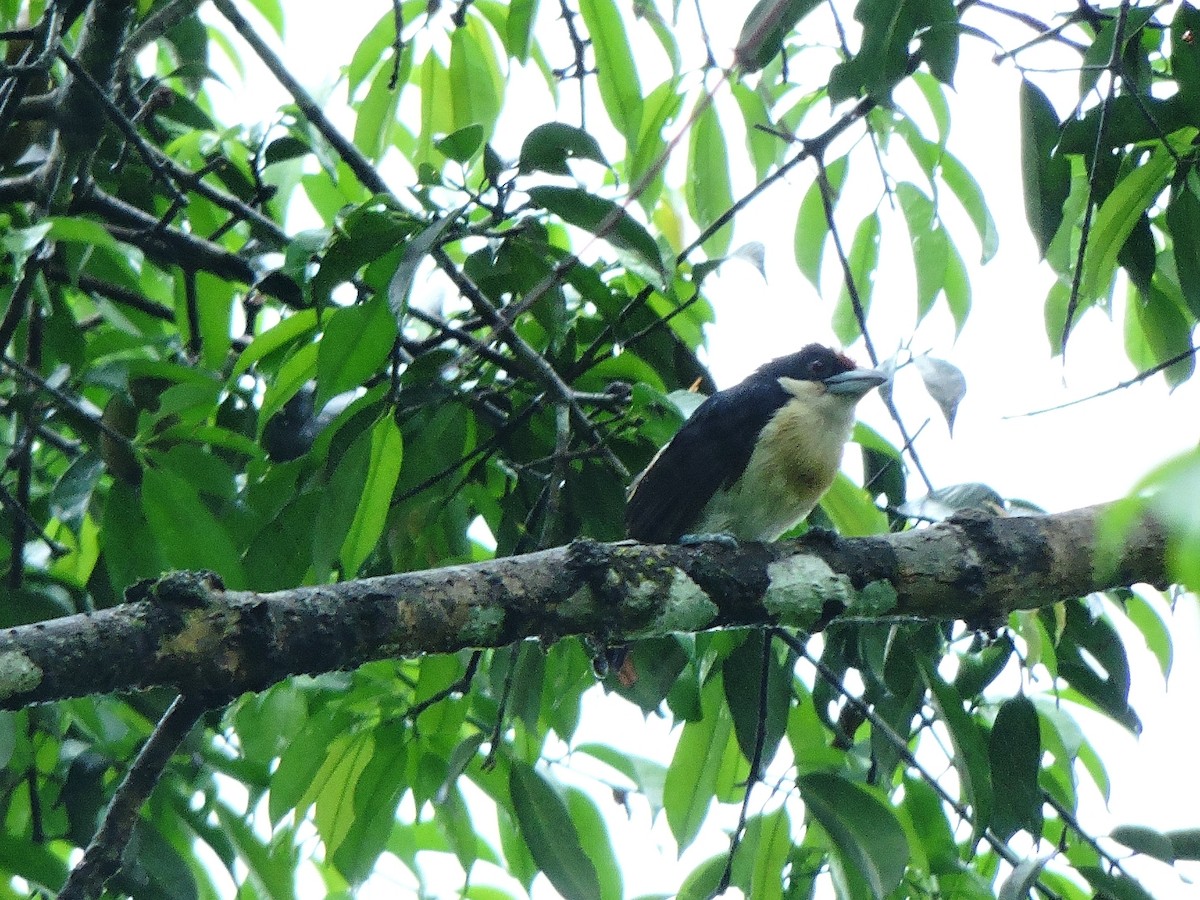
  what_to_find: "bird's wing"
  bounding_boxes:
[625,379,782,543]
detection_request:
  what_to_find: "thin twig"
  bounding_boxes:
[1062,0,1130,355]
[58,694,209,900]
[45,263,175,321]
[555,0,589,126]
[1006,344,1199,418]
[0,355,131,448]
[55,48,187,204]
[0,482,69,558]
[978,2,1089,59]
[1042,791,1137,882]
[718,629,774,894]
[813,160,934,492]
[407,651,482,723]
[814,156,877,364]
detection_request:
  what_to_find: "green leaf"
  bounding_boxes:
[734,0,822,72]
[857,423,905,513]
[742,809,791,900]
[829,0,929,101]
[0,834,69,893]
[954,640,1013,698]
[449,18,503,136]
[1124,278,1195,389]
[922,663,993,848]
[911,71,951,145]
[664,675,734,851]
[799,772,909,899]
[1019,80,1071,258]
[245,0,284,35]
[1111,824,1175,863]
[574,744,667,812]
[943,234,971,334]
[527,185,665,281]
[685,101,734,258]
[1043,278,1076,354]
[578,0,642,144]
[437,784,479,872]
[141,466,248,588]
[896,182,947,322]
[1168,827,1200,860]
[722,633,791,772]
[214,803,297,900]
[628,78,684,211]
[127,821,199,900]
[1056,600,1140,733]
[181,270,233,370]
[340,416,403,575]
[354,59,402,161]
[919,0,959,86]
[413,654,469,746]
[1118,212,1156,295]
[1172,3,1200,105]
[1081,146,1174,304]
[232,308,317,380]
[310,732,375,859]
[636,1,681,76]
[315,296,399,408]
[565,787,623,900]
[518,122,608,175]
[902,777,958,874]
[1166,180,1200,318]
[387,207,465,320]
[1077,731,1111,803]
[312,423,373,578]
[820,473,888,536]
[506,0,540,62]
[678,854,728,899]
[330,722,408,883]
[417,53,454,167]
[1123,591,1173,679]
[832,213,880,345]
[938,146,999,263]
[509,762,602,900]
[49,452,105,530]
[435,123,484,163]
[732,83,776,180]
[45,215,121,251]
[794,156,848,291]
[258,341,319,434]
[988,696,1043,840]
[348,10,402,96]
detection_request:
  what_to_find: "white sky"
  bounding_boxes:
[203,3,1200,897]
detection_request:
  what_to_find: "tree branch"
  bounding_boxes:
[0,504,1167,709]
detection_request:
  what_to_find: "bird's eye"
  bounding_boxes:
[809,360,827,377]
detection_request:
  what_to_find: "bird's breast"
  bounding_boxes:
[697,393,856,540]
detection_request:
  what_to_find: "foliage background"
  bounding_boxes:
[1,0,1199,898]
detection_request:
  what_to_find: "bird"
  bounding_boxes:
[625,344,888,544]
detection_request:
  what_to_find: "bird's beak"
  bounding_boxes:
[822,367,889,397]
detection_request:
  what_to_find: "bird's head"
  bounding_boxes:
[758,343,889,400]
